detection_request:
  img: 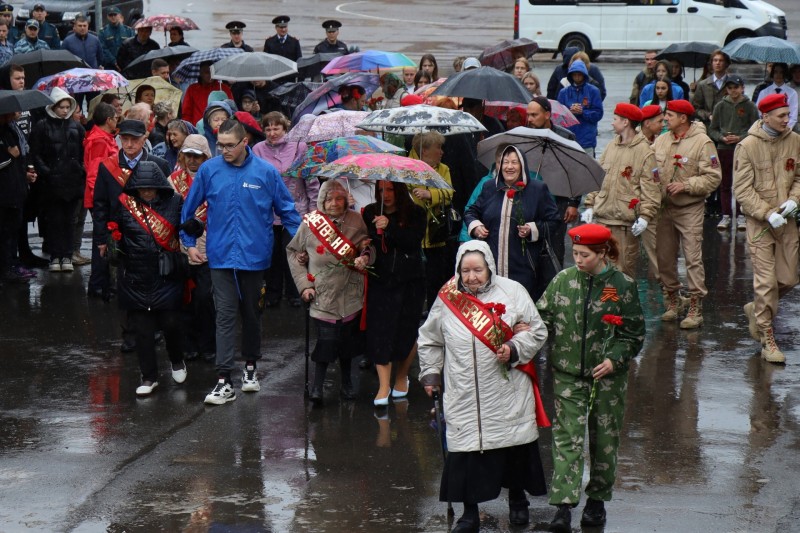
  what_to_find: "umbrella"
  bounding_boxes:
[431,66,531,104]
[133,14,199,31]
[172,48,246,82]
[656,41,719,69]
[479,38,539,71]
[287,135,405,179]
[413,78,459,105]
[88,75,182,118]
[356,105,487,136]
[285,110,371,143]
[476,127,604,197]
[122,45,198,79]
[321,50,416,75]
[211,52,297,82]
[291,72,379,121]
[12,49,89,89]
[0,90,53,114]
[297,52,344,80]
[722,36,800,64]
[35,68,128,94]
[315,153,453,190]
[270,81,323,115]
[484,99,579,128]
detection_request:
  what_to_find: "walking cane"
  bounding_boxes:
[432,388,455,517]
[304,301,310,398]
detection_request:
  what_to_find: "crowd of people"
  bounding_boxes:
[0,7,799,531]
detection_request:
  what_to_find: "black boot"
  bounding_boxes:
[580,498,606,527]
[508,489,530,525]
[549,504,572,533]
[339,357,357,400]
[310,362,327,405]
[451,503,479,533]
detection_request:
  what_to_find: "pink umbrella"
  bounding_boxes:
[286,111,370,143]
[314,153,453,190]
[484,99,579,128]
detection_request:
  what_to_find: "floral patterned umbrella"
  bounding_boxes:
[315,153,453,190]
[483,99,579,127]
[286,135,405,179]
[291,72,379,121]
[478,38,539,71]
[356,105,486,136]
[321,50,416,75]
[285,110,370,143]
[133,15,199,31]
[35,68,128,94]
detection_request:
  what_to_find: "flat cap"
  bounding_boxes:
[322,20,342,30]
[272,16,289,26]
[117,119,147,137]
[640,104,663,121]
[758,92,789,114]
[666,99,695,116]
[614,102,643,123]
[225,21,246,31]
[568,224,612,245]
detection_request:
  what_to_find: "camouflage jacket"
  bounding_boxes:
[537,265,645,378]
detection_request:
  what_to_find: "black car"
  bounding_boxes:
[15,0,142,38]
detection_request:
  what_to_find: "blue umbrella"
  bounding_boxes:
[722,36,800,64]
[291,72,379,121]
[321,50,415,75]
[172,48,246,82]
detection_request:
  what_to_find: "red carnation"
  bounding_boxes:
[316,245,325,254]
[602,314,623,326]
[107,221,118,231]
[307,273,315,282]
[515,181,525,188]
[493,303,506,316]
[111,230,122,242]
[506,189,516,199]
[628,198,640,210]
[673,154,684,169]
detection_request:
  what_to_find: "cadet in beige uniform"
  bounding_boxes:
[653,100,721,329]
[639,104,666,281]
[582,103,660,277]
[734,93,800,364]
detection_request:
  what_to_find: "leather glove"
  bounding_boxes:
[631,217,648,237]
[768,212,787,229]
[179,218,205,238]
[780,199,798,217]
[580,208,594,223]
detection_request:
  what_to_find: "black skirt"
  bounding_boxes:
[440,440,547,504]
[365,280,425,365]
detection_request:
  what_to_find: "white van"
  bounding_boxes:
[515,0,787,56]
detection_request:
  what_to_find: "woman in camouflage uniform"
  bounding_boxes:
[537,224,645,532]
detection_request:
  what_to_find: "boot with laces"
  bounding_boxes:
[760,328,786,364]
[743,302,759,341]
[679,295,703,329]
[661,291,684,321]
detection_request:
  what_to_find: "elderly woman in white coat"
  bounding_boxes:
[418,240,549,533]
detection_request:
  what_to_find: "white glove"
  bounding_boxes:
[768,212,787,228]
[780,199,798,217]
[631,217,648,237]
[580,208,594,223]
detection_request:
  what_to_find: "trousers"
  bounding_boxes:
[656,201,707,296]
[608,224,639,278]
[746,219,799,330]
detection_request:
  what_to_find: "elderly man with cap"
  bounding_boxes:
[313,20,348,55]
[116,24,159,71]
[30,3,59,49]
[653,99,721,329]
[99,7,134,70]
[734,93,800,364]
[14,19,49,54]
[221,21,253,52]
[709,74,759,232]
[581,103,660,278]
[0,4,20,46]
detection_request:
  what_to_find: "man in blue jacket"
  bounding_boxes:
[31,4,60,50]
[62,16,103,68]
[181,118,301,405]
[98,7,134,70]
[557,60,603,157]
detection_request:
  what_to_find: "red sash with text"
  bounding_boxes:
[438,276,550,428]
[169,170,208,222]
[103,156,132,189]
[118,193,180,252]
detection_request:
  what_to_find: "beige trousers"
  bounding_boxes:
[609,224,639,278]
[641,213,660,282]
[747,219,799,330]
[656,201,707,296]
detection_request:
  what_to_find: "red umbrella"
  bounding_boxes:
[133,15,199,31]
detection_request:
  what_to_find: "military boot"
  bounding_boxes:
[680,295,703,329]
[760,327,786,364]
[743,302,759,341]
[661,291,684,321]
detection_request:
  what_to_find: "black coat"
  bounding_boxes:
[0,123,26,208]
[362,202,426,286]
[116,162,184,311]
[116,37,160,70]
[30,115,85,201]
[263,34,302,61]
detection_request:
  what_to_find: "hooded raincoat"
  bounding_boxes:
[556,59,604,149]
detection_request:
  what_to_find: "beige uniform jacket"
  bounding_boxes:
[585,132,660,224]
[653,122,721,207]
[733,121,800,222]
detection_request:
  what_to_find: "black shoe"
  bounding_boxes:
[580,498,606,527]
[451,516,479,533]
[549,505,572,533]
[120,338,136,353]
[509,500,530,525]
[309,386,323,405]
[340,384,357,400]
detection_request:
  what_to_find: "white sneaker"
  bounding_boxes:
[48,257,61,272]
[716,215,731,230]
[171,363,187,384]
[737,215,746,231]
[205,379,236,405]
[60,258,73,272]
[136,381,159,396]
[71,253,91,266]
[241,365,260,392]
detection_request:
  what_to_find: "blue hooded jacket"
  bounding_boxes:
[201,100,235,157]
[557,60,603,149]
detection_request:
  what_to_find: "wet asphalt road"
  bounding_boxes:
[4,0,800,532]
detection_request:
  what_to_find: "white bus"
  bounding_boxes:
[515,0,787,57]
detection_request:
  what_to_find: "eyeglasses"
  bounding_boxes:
[216,138,243,152]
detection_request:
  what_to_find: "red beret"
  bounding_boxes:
[666,99,695,116]
[568,223,612,245]
[614,102,643,122]
[758,93,789,114]
[401,94,424,107]
[640,104,663,121]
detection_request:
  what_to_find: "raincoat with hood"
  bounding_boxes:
[201,100,234,157]
[556,60,604,150]
[463,146,560,298]
[418,240,548,453]
[546,46,606,101]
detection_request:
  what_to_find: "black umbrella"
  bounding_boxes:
[296,52,344,80]
[269,81,323,116]
[11,50,89,89]
[431,66,532,105]
[656,42,719,69]
[0,90,53,114]
[479,38,539,71]
[122,45,198,79]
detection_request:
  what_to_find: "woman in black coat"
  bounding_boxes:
[30,87,85,273]
[113,161,186,396]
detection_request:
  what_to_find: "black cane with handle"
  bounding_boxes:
[432,388,454,517]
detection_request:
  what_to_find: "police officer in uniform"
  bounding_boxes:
[221,21,254,52]
[263,16,301,61]
[313,20,348,55]
[0,4,21,45]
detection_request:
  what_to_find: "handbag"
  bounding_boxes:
[428,190,462,244]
